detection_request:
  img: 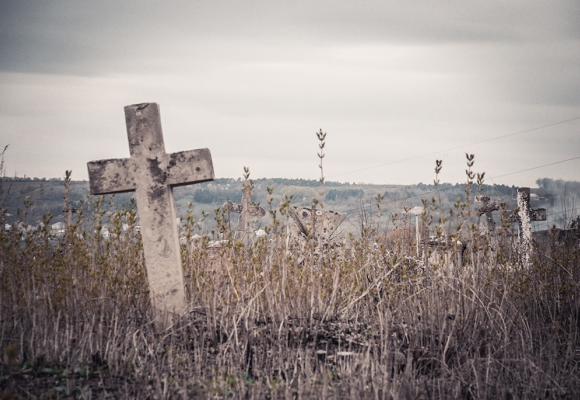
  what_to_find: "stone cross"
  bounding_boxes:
[223,185,265,233]
[87,103,214,317]
[507,187,547,267]
[62,201,78,227]
[476,195,499,233]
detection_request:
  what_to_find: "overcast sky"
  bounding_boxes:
[1,1,579,187]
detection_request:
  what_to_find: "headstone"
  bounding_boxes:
[506,187,547,267]
[87,103,214,318]
[223,185,265,235]
[287,206,346,265]
[288,206,346,243]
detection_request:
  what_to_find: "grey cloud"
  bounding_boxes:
[1,0,579,185]
[2,0,580,76]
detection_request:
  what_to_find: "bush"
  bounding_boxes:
[1,178,579,399]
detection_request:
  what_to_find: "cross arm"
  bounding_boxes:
[167,148,214,187]
[530,208,547,221]
[250,205,266,218]
[224,200,243,213]
[506,207,547,223]
[87,158,136,195]
[476,202,499,216]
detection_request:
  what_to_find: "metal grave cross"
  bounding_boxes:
[223,185,265,233]
[476,195,499,233]
[506,187,547,267]
[87,103,214,316]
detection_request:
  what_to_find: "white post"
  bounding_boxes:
[415,214,419,257]
[409,207,423,258]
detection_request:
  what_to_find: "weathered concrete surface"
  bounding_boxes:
[290,207,346,242]
[288,206,346,243]
[286,206,347,265]
[507,187,547,268]
[87,103,214,317]
[223,185,265,233]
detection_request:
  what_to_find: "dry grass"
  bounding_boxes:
[1,182,580,399]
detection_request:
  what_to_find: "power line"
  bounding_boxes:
[489,156,580,180]
[335,154,580,215]
[328,116,580,179]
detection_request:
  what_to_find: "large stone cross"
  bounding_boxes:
[87,103,214,316]
[507,187,547,267]
[223,185,265,233]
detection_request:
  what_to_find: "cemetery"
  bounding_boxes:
[1,103,579,398]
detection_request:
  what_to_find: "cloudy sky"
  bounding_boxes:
[1,1,579,187]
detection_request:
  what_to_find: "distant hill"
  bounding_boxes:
[1,177,578,234]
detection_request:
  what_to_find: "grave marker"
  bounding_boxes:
[62,201,77,227]
[287,206,347,265]
[289,206,346,243]
[476,195,499,233]
[223,185,265,234]
[87,103,214,317]
[507,187,547,267]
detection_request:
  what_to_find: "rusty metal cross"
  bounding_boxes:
[87,103,214,316]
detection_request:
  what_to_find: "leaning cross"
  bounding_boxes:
[476,195,499,233]
[87,103,214,316]
[224,185,265,233]
[507,187,547,267]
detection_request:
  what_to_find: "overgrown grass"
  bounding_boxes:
[1,174,579,399]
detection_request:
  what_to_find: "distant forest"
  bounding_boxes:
[1,176,579,233]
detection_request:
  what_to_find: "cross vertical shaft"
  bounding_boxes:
[507,187,547,268]
[223,185,266,235]
[476,195,499,233]
[126,104,185,314]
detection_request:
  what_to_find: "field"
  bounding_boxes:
[1,170,580,399]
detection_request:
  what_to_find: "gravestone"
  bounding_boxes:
[287,206,346,265]
[223,185,265,235]
[87,103,214,318]
[288,206,346,243]
[475,195,500,252]
[506,187,547,267]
